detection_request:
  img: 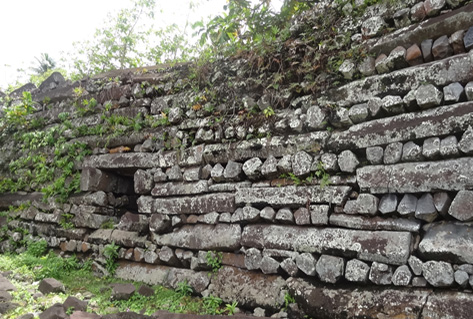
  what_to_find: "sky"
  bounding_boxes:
[0,0,232,90]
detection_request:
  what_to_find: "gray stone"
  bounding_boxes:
[310,205,329,225]
[375,54,390,74]
[211,163,225,182]
[423,261,454,287]
[223,160,242,181]
[403,89,418,110]
[242,225,412,265]
[424,0,446,16]
[339,60,356,80]
[412,277,429,287]
[464,26,473,51]
[454,270,469,287]
[329,107,352,128]
[446,0,461,7]
[201,164,212,179]
[166,165,183,181]
[39,304,67,319]
[337,150,359,173]
[348,103,369,124]
[198,212,220,224]
[392,265,412,286]
[345,259,370,283]
[357,194,379,216]
[358,157,473,194]
[242,157,262,180]
[144,250,159,264]
[384,142,403,164]
[111,283,136,301]
[411,2,426,22]
[63,296,88,312]
[320,153,339,172]
[167,107,182,124]
[422,222,473,264]
[449,190,473,221]
[153,168,167,182]
[38,278,65,294]
[432,35,453,60]
[235,186,351,207]
[369,262,393,285]
[397,194,418,216]
[260,206,276,221]
[151,181,208,197]
[415,193,438,222]
[158,246,179,266]
[244,248,262,270]
[408,256,424,276]
[260,256,280,274]
[0,274,16,291]
[386,46,408,70]
[366,146,384,165]
[218,213,231,223]
[315,255,345,284]
[254,307,266,317]
[294,207,310,225]
[440,135,459,157]
[422,137,441,159]
[275,208,293,224]
[306,105,328,130]
[402,141,423,162]
[183,167,201,181]
[329,214,421,232]
[155,224,241,251]
[117,212,148,234]
[281,258,299,277]
[433,192,452,216]
[421,39,434,62]
[296,253,317,276]
[0,291,12,302]
[208,266,286,309]
[382,95,405,114]
[328,103,473,152]
[393,8,410,28]
[458,264,473,275]
[415,84,443,109]
[459,126,473,154]
[378,194,398,215]
[261,155,279,178]
[444,82,464,105]
[361,16,387,37]
[465,82,473,101]
[149,214,171,234]
[358,57,376,77]
[239,206,261,223]
[367,97,383,117]
[292,151,312,176]
[450,29,466,54]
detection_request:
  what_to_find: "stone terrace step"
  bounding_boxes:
[357,157,473,193]
[368,3,473,55]
[324,50,473,107]
[327,101,473,152]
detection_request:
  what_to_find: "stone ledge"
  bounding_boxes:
[137,193,235,214]
[324,51,473,107]
[419,221,473,264]
[242,225,412,265]
[357,157,473,193]
[368,3,473,55]
[235,186,351,207]
[328,102,473,152]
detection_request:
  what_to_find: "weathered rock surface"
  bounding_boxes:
[419,221,473,264]
[154,224,241,251]
[138,193,235,214]
[208,266,286,310]
[358,157,473,193]
[242,225,411,265]
[235,186,351,207]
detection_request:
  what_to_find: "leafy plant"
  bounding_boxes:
[263,106,275,117]
[206,251,223,274]
[103,242,120,276]
[283,292,296,311]
[176,280,193,297]
[224,301,238,315]
[314,161,330,188]
[59,213,74,230]
[202,295,222,315]
[26,239,48,257]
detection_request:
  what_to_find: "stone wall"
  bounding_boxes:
[2,0,473,318]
